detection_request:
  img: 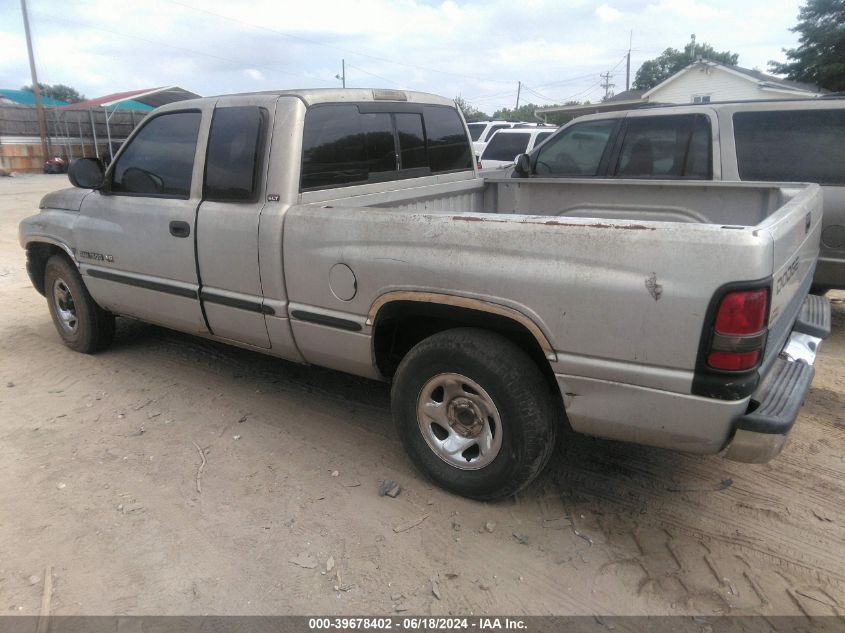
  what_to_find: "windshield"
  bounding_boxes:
[481,132,531,162]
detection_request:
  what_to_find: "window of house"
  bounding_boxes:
[203,106,267,202]
[111,111,201,198]
[614,114,712,179]
[733,109,845,185]
[692,95,711,104]
[533,119,616,176]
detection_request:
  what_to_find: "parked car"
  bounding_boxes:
[466,120,520,157]
[20,89,829,500]
[479,127,555,169]
[512,98,845,291]
[43,155,68,174]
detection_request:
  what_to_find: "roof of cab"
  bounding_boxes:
[156,88,456,111]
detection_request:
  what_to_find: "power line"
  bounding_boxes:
[162,0,518,86]
[346,64,401,87]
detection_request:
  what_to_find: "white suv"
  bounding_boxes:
[479,128,555,169]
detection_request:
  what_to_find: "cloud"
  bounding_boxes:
[0,0,804,114]
[596,4,622,22]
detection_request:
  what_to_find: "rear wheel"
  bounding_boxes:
[44,255,115,353]
[391,328,558,500]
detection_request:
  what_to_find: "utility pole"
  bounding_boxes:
[335,59,346,88]
[626,31,632,92]
[515,81,521,111]
[600,71,615,101]
[20,0,49,160]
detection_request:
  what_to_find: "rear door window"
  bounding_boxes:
[481,132,531,162]
[203,106,267,202]
[533,119,616,177]
[733,109,845,185]
[614,114,712,179]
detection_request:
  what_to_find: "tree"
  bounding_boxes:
[491,103,546,121]
[633,37,739,90]
[768,0,845,91]
[454,96,489,122]
[22,83,85,103]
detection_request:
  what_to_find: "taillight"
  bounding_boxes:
[706,288,769,371]
[713,289,768,335]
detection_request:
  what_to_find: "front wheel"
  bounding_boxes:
[391,328,558,500]
[44,255,115,353]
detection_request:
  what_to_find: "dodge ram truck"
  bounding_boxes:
[19,89,831,500]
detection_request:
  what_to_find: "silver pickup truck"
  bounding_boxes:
[19,89,831,500]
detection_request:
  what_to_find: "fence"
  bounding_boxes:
[0,103,146,172]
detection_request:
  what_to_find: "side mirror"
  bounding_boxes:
[514,153,531,177]
[68,158,105,189]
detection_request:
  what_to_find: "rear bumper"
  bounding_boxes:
[723,295,831,463]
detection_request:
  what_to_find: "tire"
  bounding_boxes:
[391,328,558,500]
[44,255,115,353]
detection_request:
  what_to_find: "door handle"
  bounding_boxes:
[169,221,191,238]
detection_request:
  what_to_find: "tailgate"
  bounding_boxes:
[758,184,823,373]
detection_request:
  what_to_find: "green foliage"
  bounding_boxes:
[768,0,845,91]
[633,38,739,90]
[491,103,546,121]
[21,83,85,103]
[454,96,489,122]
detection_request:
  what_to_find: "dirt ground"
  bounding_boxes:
[0,173,843,617]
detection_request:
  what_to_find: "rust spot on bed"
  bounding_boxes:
[543,220,655,230]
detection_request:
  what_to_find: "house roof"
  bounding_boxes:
[58,86,200,111]
[605,89,646,102]
[642,60,825,99]
[0,88,69,107]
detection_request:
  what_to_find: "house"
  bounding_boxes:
[536,60,826,121]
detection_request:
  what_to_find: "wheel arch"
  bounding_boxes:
[24,239,77,296]
[368,291,560,396]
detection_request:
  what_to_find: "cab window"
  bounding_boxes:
[734,109,845,185]
[614,114,712,179]
[533,119,616,176]
[111,111,201,198]
[204,106,267,202]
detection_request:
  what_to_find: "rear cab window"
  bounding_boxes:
[301,103,472,191]
[614,114,712,179]
[733,109,845,185]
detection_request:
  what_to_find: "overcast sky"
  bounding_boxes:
[0,0,804,113]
